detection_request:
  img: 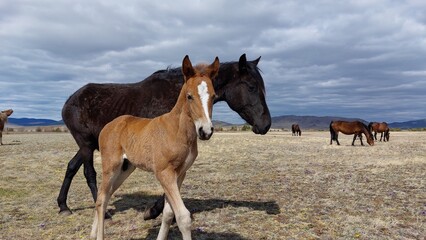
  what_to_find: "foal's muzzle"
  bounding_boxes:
[198,126,214,140]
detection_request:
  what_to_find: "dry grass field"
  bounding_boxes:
[0,131,425,239]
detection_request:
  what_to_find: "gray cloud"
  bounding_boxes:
[1,0,425,123]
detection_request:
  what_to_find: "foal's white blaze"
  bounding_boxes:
[195,81,213,136]
[198,81,211,122]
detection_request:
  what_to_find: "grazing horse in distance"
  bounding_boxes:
[291,124,301,136]
[58,54,271,218]
[368,122,390,142]
[91,56,219,240]
[329,120,374,146]
[0,109,13,145]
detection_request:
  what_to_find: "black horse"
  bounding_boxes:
[58,54,271,217]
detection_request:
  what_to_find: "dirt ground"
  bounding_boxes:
[0,131,425,239]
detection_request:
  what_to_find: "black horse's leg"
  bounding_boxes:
[57,149,84,215]
[82,147,97,203]
[360,134,364,146]
[374,132,377,141]
[380,132,383,141]
[143,194,165,220]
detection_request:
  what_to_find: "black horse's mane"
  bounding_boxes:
[152,60,261,75]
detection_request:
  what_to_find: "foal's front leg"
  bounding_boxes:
[156,170,191,240]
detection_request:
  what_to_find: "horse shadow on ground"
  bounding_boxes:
[111,192,279,239]
[112,192,280,217]
[135,227,250,240]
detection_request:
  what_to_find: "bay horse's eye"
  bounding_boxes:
[187,94,193,100]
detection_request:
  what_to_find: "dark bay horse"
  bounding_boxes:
[329,120,374,146]
[291,124,301,136]
[91,56,219,240]
[58,54,271,216]
[368,122,390,142]
[0,109,13,145]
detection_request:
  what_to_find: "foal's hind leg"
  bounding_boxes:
[91,157,135,239]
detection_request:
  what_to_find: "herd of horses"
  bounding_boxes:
[1,53,392,239]
[290,121,389,146]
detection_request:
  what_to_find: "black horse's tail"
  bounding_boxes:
[329,121,337,141]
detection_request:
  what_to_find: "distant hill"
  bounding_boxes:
[388,119,426,129]
[6,116,426,130]
[271,115,368,130]
[7,118,63,127]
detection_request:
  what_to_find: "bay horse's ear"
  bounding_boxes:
[209,56,220,80]
[182,55,195,82]
[239,53,248,73]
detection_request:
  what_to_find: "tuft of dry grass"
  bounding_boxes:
[0,131,425,239]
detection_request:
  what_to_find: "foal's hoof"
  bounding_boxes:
[58,209,73,216]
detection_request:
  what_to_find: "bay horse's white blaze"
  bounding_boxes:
[90,55,220,240]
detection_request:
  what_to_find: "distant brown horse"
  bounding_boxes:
[0,109,13,145]
[368,122,390,142]
[91,56,219,240]
[330,120,374,146]
[291,124,301,136]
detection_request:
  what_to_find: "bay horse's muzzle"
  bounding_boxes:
[198,126,214,140]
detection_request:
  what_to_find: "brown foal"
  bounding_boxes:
[91,55,219,240]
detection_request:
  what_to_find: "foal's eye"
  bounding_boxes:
[187,94,193,100]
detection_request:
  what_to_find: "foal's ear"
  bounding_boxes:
[208,57,220,80]
[182,55,195,81]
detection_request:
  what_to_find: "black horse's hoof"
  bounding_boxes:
[59,209,72,216]
[143,207,162,220]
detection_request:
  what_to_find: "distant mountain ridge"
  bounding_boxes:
[388,119,426,129]
[8,118,63,127]
[7,116,426,129]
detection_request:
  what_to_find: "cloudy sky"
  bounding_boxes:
[1,0,425,124]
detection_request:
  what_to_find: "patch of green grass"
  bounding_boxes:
[0,187,27,198]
